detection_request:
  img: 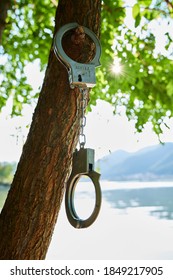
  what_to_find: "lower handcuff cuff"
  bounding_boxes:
[65,148,101,228]
[53,22,102,228]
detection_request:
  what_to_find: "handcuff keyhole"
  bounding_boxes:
[89,163,93,171]
[78,74,82,82]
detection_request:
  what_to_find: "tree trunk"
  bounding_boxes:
[0,0,101,260]
[0,0,11,44]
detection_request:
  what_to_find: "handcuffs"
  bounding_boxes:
[54,23,102,228]
[65,148,101,228]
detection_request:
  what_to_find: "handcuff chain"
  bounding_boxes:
[79,88,88,149]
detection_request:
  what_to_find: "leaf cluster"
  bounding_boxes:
[92,0,173,135]
[0,162,16,184]
[0,0,55,115]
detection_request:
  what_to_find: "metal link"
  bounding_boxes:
[79,134,86,149]
[80,115,86,128]
[79,88,88,149]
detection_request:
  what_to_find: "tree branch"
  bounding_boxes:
[125,4,171,16]
[0,0,11,44]
[165,0,173,10]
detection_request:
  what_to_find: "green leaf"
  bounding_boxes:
[132,3,140,19]
[166,81,173,96]
[135,13,141,27]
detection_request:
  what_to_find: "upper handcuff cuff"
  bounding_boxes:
[53,22,102,228]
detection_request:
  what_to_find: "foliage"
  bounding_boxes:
[96,0,173,135]
[1,0,173,135]
[0,162,16,184]
[0,0,55,115]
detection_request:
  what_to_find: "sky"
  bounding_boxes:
[0,94,172,162]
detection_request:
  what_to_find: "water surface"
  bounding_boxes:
[1,182,173,259]
[47,181,173,260]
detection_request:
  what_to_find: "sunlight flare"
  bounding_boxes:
[111,58,123,75]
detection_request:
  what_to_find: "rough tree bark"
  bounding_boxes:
[0,0,11,44]
[0,0,101,259]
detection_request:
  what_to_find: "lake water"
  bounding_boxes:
[47,181,173,260]
[1,182,173,259]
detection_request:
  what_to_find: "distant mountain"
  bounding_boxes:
[96,143,173,181]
